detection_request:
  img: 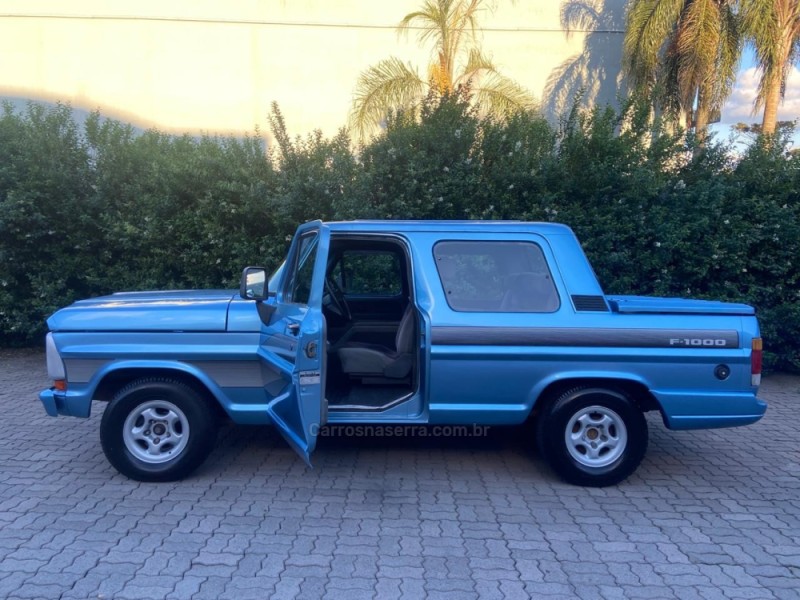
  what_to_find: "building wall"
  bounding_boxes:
[0,0,627,137]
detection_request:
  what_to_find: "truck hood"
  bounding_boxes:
[606,295,755,316]
[47,290,236,332]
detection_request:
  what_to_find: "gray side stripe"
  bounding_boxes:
[431,327,740,349]
[64,359,109,383]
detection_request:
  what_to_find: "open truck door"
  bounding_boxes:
[259,221,329,465]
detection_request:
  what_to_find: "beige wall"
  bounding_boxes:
[0,0,626,137]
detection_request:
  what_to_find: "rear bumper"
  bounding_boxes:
[654,389,767,430]
[39,387,93,418]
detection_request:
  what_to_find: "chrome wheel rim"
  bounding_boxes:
[565,405,627,468]
[122,400,189,464]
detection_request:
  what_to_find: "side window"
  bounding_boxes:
[333,251,401,296]
[284,232,319,305]
[433,241,559,312]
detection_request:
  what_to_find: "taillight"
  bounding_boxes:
[751,337,762,386]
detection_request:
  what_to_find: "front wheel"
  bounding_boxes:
[537,387,648,487]
[100,378,218,482]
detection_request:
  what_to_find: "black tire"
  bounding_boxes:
[100,378,218,482]
[536,387,648,487]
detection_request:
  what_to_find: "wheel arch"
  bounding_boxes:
[92,362,229,421]
[530,375,664,424]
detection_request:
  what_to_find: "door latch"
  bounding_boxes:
[287,323,300,335]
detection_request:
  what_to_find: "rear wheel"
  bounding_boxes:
[537,387,647,487]
[100,378,218,482]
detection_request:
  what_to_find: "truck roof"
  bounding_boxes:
[323,220,575,235]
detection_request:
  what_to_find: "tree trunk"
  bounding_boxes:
[761,27,793,136]
[695,104,709,144]
[761,80,780,135]
[693,89,710,157]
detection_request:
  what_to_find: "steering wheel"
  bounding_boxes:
[324,274,352,321]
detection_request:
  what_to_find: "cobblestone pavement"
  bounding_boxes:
[1,348,799,600]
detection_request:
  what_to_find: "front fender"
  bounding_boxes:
[41,359,236,419]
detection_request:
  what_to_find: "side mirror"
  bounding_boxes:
[239,266,273,301]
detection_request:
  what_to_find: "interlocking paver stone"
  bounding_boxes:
[1,349,800,598]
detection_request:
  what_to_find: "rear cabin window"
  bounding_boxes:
[433,241,560,312]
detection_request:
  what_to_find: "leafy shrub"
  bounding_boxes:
[0,103,100,342]
[356,91,484,220]
[84,115,280,291]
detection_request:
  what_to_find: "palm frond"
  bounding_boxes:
[400,0,451,86]
[350,0,527,136]
[675,0,720,109]
[455,47,496,86]
[398,0,445,44]
[448,0,484,62]
[455,46,536,118]
[788,27,800,94]
[710,5,742,111]
[658,34,684,117]
[473,72,537,118]
[349,58,427,141]
[740,0,780,72]
[741,0,800,108]
[623,0,686,89]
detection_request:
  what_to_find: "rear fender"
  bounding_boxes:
[529,371,661,418]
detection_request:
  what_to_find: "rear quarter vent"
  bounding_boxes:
[571,295,609,312]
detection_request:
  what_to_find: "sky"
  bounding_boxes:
[713,47,800,146]
[725,65,800,124]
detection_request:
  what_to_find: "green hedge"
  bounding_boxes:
[1,97,798,371]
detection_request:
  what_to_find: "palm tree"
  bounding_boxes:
[623,0,741,142]
[740,0,800,135]
[349,0,535,140]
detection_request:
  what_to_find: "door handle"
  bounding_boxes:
[287,323,300,335]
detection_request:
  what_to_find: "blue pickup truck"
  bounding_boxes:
[39,220,765,486]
